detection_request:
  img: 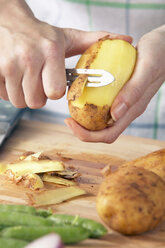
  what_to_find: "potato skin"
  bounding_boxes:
[96,166,165,235]
[123,149,165,182]
[68,101,111,131]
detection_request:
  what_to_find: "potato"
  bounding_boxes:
[96,165,165,235]
[123,148,165,182]
[67,38,137,130]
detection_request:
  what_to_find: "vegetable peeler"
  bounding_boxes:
[66,68,115,87]
[0,69,114,147]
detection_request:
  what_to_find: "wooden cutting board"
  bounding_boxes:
[0,120,165,248]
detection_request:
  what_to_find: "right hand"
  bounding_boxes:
[0,0,133,109]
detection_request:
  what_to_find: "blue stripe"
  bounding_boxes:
[25,109,70,119]
[128,123,165,129]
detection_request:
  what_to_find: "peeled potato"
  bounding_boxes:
[67,38,137,131]
[96,165,165,235]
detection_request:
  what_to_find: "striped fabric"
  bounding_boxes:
[25,0,165,140]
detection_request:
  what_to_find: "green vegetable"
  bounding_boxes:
[0,212,53,227]
[0,226,4,231]
[36,208,52,217]
[48,214,107,238]
[0,204,36,214]
[0,204,107,244]
[0,204,52,217]
[1,225,90,244]
[0,238,28,248]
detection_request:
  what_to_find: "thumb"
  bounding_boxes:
[63,28,133,57]
[110,55,155,122]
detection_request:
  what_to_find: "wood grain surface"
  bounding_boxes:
[0,120,165,248]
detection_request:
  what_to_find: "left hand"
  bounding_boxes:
[65,25,165,143]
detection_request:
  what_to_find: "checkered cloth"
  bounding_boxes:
[24,0,165,140]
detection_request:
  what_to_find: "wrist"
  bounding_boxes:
[151,26,165,82]
[0,0,35,25]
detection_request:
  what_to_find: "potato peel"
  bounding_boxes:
[4,170,44,190]
[2,151,81,193]
[4,160,65,175]
[42,174,76,186]
[19,151,51,161]
[67,75,88,101]
[30,186,86,206]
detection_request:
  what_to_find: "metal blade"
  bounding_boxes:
[0,100,25,147]
[66,68,115,87]
[0,122,9,146]
[0,134,5,146]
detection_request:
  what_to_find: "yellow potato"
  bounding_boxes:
[123,148,165,182]
[96,165,165,235]
[67,38,137,131]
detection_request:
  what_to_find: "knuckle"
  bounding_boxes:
[132,86,142,102]
[1,60,14,77]
[19,46,35,68]
[47,88,66,100]
[27,98,46,109]
[104,133,118,144]
[43,40,61,58]
[21,53,33,67]
[135,104,147,117]
[12,101,26,109]
[124,86,142,108]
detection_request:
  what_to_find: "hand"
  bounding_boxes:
[0,0,132,109]
[65,26,165,143]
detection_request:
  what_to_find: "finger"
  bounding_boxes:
[110,51,155,121]
[104,79,163,143]
[65,118,113,143]
[42,42,66,100]
[22,67,46,109]
[3,62,26,108]
[63,29,133,57]
[6,78,26,108]
[0,75,8,101]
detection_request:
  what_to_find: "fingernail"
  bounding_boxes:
[111,102,128,121]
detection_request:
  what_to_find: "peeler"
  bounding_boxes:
[66,68,115,87]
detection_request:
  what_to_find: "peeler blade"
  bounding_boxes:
[66,68,115,87]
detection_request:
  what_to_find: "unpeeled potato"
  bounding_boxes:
[67,37,137,131]
[123,148,165,182]
[96,165,165,235]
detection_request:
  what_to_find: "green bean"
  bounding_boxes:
[0,226,5,231]
[1,225,90,244]
[48,214,107,238]
[36,208,52,217]
[0,212,54,227]
[0,204,36,214]
[0,204,52,217]
[0,238,28,248]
